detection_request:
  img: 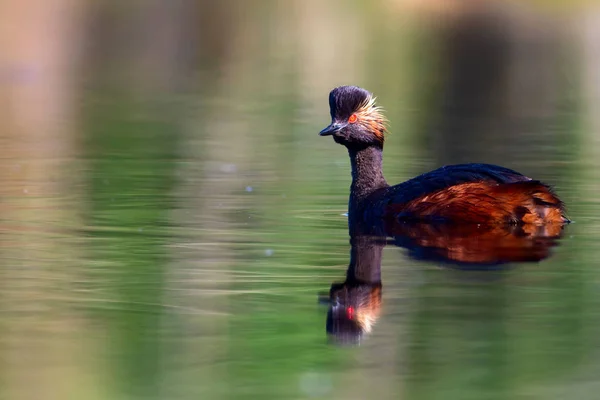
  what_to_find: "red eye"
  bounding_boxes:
[346,306,355,320]
[348,114,358,124]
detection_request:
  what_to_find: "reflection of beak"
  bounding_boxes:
[319,122,345,136]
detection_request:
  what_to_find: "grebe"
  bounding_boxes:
[319,86,568,225]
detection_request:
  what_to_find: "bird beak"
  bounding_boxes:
[319,122,345,136]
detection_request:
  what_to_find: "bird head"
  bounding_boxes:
[319,86,388,148]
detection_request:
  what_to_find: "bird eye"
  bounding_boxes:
[348,114,358,124]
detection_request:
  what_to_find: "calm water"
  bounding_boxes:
[3,2,600,400]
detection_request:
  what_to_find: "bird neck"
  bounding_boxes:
[348,145,388,209]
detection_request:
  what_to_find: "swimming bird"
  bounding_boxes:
[319,85,568,225]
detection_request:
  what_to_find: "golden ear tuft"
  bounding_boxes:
[355,286,382,333]
[357,95,389,142]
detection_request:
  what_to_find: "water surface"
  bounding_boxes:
[2,2,600,400]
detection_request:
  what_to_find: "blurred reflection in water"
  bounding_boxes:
[323,215,566,345]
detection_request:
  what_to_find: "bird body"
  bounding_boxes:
[319,86,568,225]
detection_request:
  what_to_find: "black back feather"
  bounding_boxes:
[384,163,532,204]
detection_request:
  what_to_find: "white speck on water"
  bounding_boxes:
[299,372,332,398]
[245,186,253,192]
[265,249,274,257]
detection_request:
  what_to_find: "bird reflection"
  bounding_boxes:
[322,218,565,345]
[324,234,384,345]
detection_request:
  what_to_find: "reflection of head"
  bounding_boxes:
[326,283,382,345]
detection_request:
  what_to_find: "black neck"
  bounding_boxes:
[348,145,388,210]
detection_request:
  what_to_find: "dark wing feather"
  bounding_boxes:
[382,163,531,205]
